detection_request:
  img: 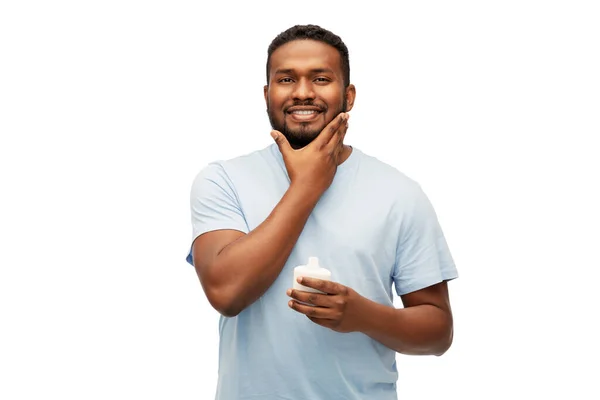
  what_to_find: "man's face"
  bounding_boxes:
[264,40,355,149]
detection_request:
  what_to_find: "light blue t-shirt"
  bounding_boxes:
[186,143,458,400]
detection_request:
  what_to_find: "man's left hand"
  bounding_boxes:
[286,277,365,333]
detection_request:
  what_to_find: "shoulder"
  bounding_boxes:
[223,144,280,171]
[354,148,424,200]
[192,144,277,183]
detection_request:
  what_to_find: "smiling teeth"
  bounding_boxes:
[292,110,316,114]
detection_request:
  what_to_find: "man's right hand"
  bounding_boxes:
[270,112,349,194]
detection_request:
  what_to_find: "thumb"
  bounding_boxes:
[270,130,291,153]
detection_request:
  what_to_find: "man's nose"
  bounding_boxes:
[292,78,315,100]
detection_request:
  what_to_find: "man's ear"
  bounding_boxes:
[345,84,356,112]
[264,85,269,107]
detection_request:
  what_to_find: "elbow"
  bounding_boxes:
[433,325,454,356]
[217,306,243,318]
[433,339,452,357]
[218,303,243,318]
[204,284,244,318]
[196,262,245,317]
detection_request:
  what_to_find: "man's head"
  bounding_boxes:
[264,25,356,149]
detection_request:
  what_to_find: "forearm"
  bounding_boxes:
[210,183,320,315]
[357,298,453,356]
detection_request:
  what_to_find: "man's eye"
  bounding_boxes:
[279,78,294,83]
[314,77,330,83]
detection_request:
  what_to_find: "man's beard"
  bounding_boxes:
[267,97,347,149]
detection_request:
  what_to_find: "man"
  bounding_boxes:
[186,24,458,400]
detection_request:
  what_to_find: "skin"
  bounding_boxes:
[265,39,356,156]
[286,278,453,356]
[192,39,454,356]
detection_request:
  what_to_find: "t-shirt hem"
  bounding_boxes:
[186,224,249,266]
[395,269,459,296]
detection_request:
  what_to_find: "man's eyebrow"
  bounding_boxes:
[274,69,295,75]
[311,68,335,74]
[274,68,335,75]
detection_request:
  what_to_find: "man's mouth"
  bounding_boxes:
[286,106,324,122]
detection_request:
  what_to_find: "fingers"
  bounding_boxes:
[333,118,349,161]
[287,288,332,308]
[270,130,292,155]
[287,298,336,320]
[323,113,348,164]
[312,112,348,149]
[328,112,349,147]
[296,277,348,295]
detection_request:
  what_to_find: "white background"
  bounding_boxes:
[1,1,599,399]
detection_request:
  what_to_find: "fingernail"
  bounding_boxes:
[286,289,292,296]
[297,277,303,284]
[288,300,293,307]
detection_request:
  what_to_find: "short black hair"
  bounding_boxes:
[266,24,350,87]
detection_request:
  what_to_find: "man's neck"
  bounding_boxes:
[338,144,353,166]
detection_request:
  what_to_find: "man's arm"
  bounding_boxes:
[287,279,453,356]
[357,281,453,355]
[286,163,456,354]
[193,186,321,317]
[192,113,349,317]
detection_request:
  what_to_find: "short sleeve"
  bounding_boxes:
[185,163,249,266]
[392,185,458,296]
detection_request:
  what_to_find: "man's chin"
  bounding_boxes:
[282,131,321,149]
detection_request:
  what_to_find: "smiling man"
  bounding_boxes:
[186,24,458,400]
[266,38,353,152]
